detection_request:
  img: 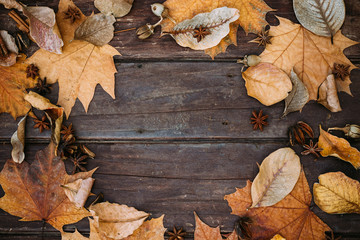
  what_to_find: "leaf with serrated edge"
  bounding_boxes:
[318,74,342,112]
[251,148,301,208]
[194,212,223,240]
[314,172,360,214]
[293,0,345,38]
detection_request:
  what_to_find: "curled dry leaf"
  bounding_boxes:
[293,0,345,38]
[251,148,301,208]
[169,7,239,50]
[10,114,26,163]
[89,201,149,239]
[95,0,134,18]
[0,30,19,67]
[194,212,223,240]
[0,0,22,11]
[23,6,63,54]
[318,74,342,112]
[313,172,360,214]
[282,69,309,117]
[318,126,360,169]
[242,62,292,106]
[224,170,331,239]
[74,13,116,46]
[260,17,358,100]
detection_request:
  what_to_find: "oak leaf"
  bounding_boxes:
[10,114,26,163]
[317,74,342,112]
[27,0,120,117]
[259,17,358,100]
[161,0,273,58]
[318,126,360,169]
[224,171,331,240]
[242,62,292,106]
[313,172,360,214]
[95,0,134,18]
[251,148,301,208]
[0,141,91,231]
[0,56,36,119]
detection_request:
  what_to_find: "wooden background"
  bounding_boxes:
[0,0,360,239]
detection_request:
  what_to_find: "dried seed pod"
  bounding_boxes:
[328,124,360,138]
[237,55,261,71]
[80,144,95,159]
[136,23,154,39]
[151,3,166,17]
[288,121,314,146]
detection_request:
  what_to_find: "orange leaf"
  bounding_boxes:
[194,212,223,240]
[260,17,358,100]
[224,171,331,240]
[162,0,274,58]
[123,215,166,240]
[318,126,360,169]
[0,142,91,231]
[0,56,36,119]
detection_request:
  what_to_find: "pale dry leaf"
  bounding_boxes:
[242,62,292,106]
[314,172,360,214]
[123,215,166,240]
[0,30,18,54]
[169,7,239,50]
[260,17,358,100]
[194,212,223,240]
[0,0,22,11]
[95,0,134,18]
[74,13,115,46]
[23,6,63,54]
[293,0,345,38]
[0,30,18,67]
[318,126,360,169]
[282,69,309,117]
[10,114,26,163]
[318,74,342,112]
[251,148,301,208]
[89,201,149,239]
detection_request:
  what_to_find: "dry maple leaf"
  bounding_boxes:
[0,56,36,119]
[224,170,331,240]
[0,141,91,231]
[194,212,223,240]
[161,0,273,58]
[260,17,358,101]
[27,0,120,117]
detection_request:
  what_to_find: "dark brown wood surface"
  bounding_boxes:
[0,0,360,239]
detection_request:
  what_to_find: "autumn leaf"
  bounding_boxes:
[0,141,91,231]
[318,126,360,169]
[27,0,120,117]
[0,56,36,119]
[194,212,223,240]
[259,17,358,100]
[224,170,331,240]
[10,114,26,163]
[318,74,342,112]
[313,172,360,214]
[0,30,19,67]
[251,148,301,208]
[271,234,286,240]
[161,0,273,58]
[95,0,134,18]
[0,0,23,11]
[123,215,166,240]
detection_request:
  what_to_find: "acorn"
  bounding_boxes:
[237,55,261,71]
[328,124,360,139]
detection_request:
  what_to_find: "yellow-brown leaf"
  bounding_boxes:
[194,212,223,240]
[123,215,166,240]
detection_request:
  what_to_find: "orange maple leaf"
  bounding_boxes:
[224,170,331,240]
[259,17,358,101]
[161,0,274,58]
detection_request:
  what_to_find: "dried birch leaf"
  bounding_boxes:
[10,114,26,163]
[123,215,167,240]
[260,17,358,100]
[318,74,342,112]
[194,212,223,240]
[282,69,309,117]
[293,0,345,38]
[23,6,63,54]
[169,7,239,50]
[242,62,292,106]
[314,172,360,214]
[95,0,134,18]
[0,0,22,11]
[318,126,360,169]
[224,171,331,239]
[251,148,301,208]
[74,13,115,46]
[89,201,149,239]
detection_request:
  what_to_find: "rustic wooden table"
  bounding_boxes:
[0,0,359,239]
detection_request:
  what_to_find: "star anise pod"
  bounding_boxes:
[70,152,88,174]
[34,78,51,95]
[33,115,50,133]
[301,140,323,158]
[193,26,211,42]
[26,64,39,79]
[64,6,81,23]
[332,63,350,81]
[168,226,186,240]
[250,110,268,131]
[59,136,77,158]
[288,121,314,146]
[251,27,272,47]
[61,123,74,142]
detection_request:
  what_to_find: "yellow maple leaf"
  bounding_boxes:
[260,17,358,101]
[161,0,274,59]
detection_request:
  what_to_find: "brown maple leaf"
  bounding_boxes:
[224,170,331,240]
[260,17,358,101]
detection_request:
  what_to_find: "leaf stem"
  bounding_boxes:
[114,28,136,34]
